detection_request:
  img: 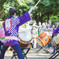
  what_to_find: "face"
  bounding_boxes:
[55,22,57,25]
[12,13,16,18]
[42,25,44,27]
[47,25,49,28]
[52,25,55,28]
[49,21,51,24]
[33,26,36,29]
[38,22,41,26]
[33,21,36,25]
[45,22,47,25]
[14,13,16,17]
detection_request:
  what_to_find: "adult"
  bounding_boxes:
[38,21,41,35]
[48,20,52,28]
[0,7,35,59]
[51,26,59,54]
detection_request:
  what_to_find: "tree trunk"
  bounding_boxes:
[47,14,49,21]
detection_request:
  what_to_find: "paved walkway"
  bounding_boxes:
[4,48,59,59]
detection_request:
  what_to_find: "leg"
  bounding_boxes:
[0,46,9,59]
[49,51,58,59]
[51,47,56,54]
[51,42,56,54]
[34,38,37,48]
[11,44,24,59]
[31,43,33,48]
[0,41,3,45]
[0,41,3,50]
[48,42,51,48]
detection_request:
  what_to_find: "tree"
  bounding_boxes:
[0,0,59,23]
[32,0,59,23]
[0,0,33,20]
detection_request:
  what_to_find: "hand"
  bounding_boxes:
[28,7,35,14]
[30,7,35,11]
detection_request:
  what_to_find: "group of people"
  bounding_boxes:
[21,20,59,54]
[22,20,59,49]
[0,7,59,59]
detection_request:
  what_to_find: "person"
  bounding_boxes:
[55,22,59,28]
[25,22,31,31]
[40,23,46,33]
[0,23,5,50]
[51,26,59,54]
[38,21,41,35]
[45,22,48,28]
[52,26,59,35]
[51,24,55,32]
[46,24,50,32]
[0,7,35,59]
[48,20,52,28]
[46,24,52,48]
[31,24,37,48]
[32,20,37,25]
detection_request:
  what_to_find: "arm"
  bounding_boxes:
[28,7,35,15]
[17,7,35,26]
[52,27,59,38]
[52,27,59,34]
[17,12,31,26]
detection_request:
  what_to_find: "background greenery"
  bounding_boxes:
[0,0,59,24]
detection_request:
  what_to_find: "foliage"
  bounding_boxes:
[50,12,59,24]
[32,0,59,23]
[0,0,59,23]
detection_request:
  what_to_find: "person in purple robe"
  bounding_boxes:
[52,27,59,35]
[51,26,59,54]
[0,7,35,59]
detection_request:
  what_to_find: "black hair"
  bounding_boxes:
[9,8,16,16]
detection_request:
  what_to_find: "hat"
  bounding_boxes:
[9,8,16,16]
[9,8,16,13]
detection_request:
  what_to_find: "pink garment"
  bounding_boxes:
[0,28,5,38]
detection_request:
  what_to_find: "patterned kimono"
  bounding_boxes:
[52,27,59,34]
[3,12,31,46]
[51,27,59,54]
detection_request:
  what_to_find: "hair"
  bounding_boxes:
[9,8,16,16]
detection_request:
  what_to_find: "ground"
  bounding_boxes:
[4,48,59,59]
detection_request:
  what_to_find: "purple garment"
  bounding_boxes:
[3,12,31,46]
[52,27,59,34]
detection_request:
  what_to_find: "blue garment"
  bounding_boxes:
[48,42,51,48]
[0,44,24,59]
[0,41,3,50]
[51,47,56,54]
[38,26,41,35]
[49,24,52,28]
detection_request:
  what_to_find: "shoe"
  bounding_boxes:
[51,52,55,54]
